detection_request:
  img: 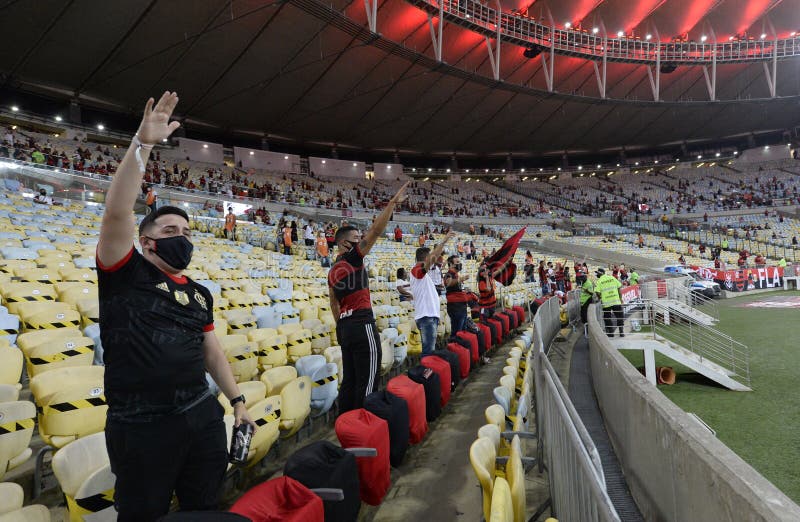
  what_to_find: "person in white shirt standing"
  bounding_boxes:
[409,231,455,356]
[303,220,316,247]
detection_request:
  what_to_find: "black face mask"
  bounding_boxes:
[146,235,193,270]
[454,263,463,271]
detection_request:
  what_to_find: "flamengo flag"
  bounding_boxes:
[485,227,526,286]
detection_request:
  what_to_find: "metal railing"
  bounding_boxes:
[531,297,620,521]
[640,299,750,387]
[406,0,800,65]
[640,277,719,321]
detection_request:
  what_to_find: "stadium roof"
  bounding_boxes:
[0,0,799,158]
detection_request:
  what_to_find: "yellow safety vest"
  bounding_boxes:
[580,279,594,305]
[596,275,622,308]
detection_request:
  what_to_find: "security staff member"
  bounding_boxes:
[579,272,595,324]
[628,268,640,286]
[594,268,624,337]
[443,254,470,338]
[97,92,255,521]
[329,182,409,413]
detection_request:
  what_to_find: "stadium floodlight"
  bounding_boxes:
[11,106,18,112]
[792,32,797,37]
[617,31,624,37]
[162,138,168,143]
[645,34,652,40]
[353,162,357,166]
[501,169,505,173]
[520,168,525,172]
[284,155,289,159]
[565,22,571,28]
[55,115,62,122]
[616,163,620,167]
[428,168,432,172]
[485,169,489,172]
[592,27,599,34]
[387,165,392,169]
[446,168,451,173]
[700,35,707,42]
[654,160,659,164]
[97,124,104,130]
[577,165,582,170]
[465,169,470,172]
[764,145,770,150]
[596,164,601,168]
[539,168,543,171]
[715,152,720,157]
[557,167,561,171]
[202,143,208,148]
[729,36,735,41]
[634,161,639,166]
[322,160,326,164]
[412,168,416,171]
[249,151,254,155]
[697,155,702,159]
[760,33,767,39]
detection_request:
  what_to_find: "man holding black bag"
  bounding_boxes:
[97,92,255,521]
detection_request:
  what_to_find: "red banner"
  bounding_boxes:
[621,284,641,312]
[692,265,784,292]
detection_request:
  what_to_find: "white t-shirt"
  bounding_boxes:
[410,262,440,320]
[428,265,443,287]
[34,194,52,205]
[304,225,315,240]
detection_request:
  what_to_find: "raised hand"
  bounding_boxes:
[137,91,181,146]
[393,181,411,204]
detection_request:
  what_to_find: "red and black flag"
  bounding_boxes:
[484,227,526,286]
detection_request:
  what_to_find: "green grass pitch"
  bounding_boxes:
[620,291,800,502]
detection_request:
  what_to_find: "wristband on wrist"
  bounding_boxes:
[230,394,246,407]
[131,135,154,174]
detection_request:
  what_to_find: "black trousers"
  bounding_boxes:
[336,320,381,414]
[603,305,624,336]
[580,300,591,324]
[105,396,228,522]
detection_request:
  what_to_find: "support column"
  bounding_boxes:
[364,0,378,32]
[427,0,444,62]
[68,99,82,125]
[260,136,270,151]
[592,37,607,99]
[484,5,501,81]
[541,24,555,92]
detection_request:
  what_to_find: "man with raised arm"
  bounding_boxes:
[410,231,456,356]
[96,92,255,521]
[328,182,409,412]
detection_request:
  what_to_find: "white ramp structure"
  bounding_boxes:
[611,300,751,392]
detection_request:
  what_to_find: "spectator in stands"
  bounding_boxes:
[145,185,157,214]
[595,268,624,337]
[328,182,409,412]
[303,220,315,247]
[444,254,470,338]
[32,188,52,205]
[478,257,511,322]
[429,254,445,295]
[31,149,45,164]
[579,271,595,325]
[410,231,455,356]
[396,268,413,302]
[394,225,403,243]
[224,207,236,241]
[325,223,336,250]
[290,221,298,245]
[282,221,293,255]
[96,92,254,520]
[316,231,330,267]
[629,268,639,286]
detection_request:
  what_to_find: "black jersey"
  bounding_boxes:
[98,247,214,421]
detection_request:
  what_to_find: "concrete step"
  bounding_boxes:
[652,299,717,326]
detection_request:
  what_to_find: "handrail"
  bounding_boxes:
[406,0,800,65]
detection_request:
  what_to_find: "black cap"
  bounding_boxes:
[595,268,605,276]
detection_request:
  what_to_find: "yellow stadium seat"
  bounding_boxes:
[324,346,343,383]
[0,259,37,275]
[222,309,257,334]
[77,299,99,327]
[218,335,258,383]
[0,385,19,402]
[282,328,312,363]
[279,376,311,439]
[29,366,106,448]
[217,380,266,416]
[16,328,83,352]
[0,482,50,521]
[2,283,57,314]
[15,268,60,284]
[56,283,98,307]
[245,396,281,467]
[0,346,22,388]
[470,436,497,521]
[261,366,297,397]
[489,477,513,522]
[0,401,35,480]
[213,317,229,334]
[253,334,288,371]
[380,339,394,376]
[20,304,82,331]
[59,268,97,284]
[247,328,278,344]
[507,435,526,522]
[22,333,94,377]
[52,431,116,522]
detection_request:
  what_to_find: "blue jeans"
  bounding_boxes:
[416,316,439,356]
[447,303,467,338]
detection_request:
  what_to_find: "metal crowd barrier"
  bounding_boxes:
[531,297,620,521]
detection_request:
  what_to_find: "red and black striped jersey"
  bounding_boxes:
[328,244,373,324]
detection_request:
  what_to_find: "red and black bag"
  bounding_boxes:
[421,355,451,407]
[446,342,470,379]
[335,409,391,506]
[407,366,441,422]
[387,375,428,444]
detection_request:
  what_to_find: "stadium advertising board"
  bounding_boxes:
[621,284,641,313]
[693,266,784,292]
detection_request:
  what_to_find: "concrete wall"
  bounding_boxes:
[308,157,365,178]
[373,162,406,180]
[587,308,800,521]
[232,147,300,173]
[176,138,224,165]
